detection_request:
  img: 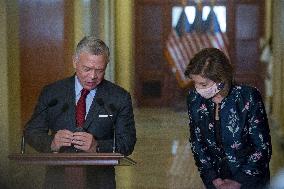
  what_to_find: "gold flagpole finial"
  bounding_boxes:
[194,0,203,11]
[210,0,216,7]
[181,0,187,7]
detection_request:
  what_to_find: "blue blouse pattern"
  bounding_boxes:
[187,85,272,185]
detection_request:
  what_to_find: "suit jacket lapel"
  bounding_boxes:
[84,98,99,130]
[83,80,106,130]
[65,76,77,129]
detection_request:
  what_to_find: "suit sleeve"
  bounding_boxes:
[96,92,136,156]
[24,86,54,153]
[187,92,218,186]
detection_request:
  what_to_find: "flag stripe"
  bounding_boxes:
[167,36,187,80]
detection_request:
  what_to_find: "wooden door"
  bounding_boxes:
[19,0,74,126]
[134,0,265,107]
[134,1,181,107]
[228,0,265,94]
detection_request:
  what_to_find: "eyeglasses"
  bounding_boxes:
[82,67,106,75]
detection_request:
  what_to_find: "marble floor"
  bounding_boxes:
[116,108,284,189]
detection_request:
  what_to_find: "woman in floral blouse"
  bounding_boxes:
[184,48,272,189]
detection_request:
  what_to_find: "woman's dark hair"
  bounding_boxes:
[184,48,234,96]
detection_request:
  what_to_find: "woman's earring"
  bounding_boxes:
[217,83,225,90]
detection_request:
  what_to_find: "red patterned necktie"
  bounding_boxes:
[76,89,90,127]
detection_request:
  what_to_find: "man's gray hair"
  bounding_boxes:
[75,36,110,63]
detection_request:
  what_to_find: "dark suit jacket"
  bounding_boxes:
[25,76,136,188]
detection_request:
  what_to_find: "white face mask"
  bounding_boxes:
[196,83,220,99]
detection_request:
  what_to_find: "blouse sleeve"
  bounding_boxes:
[187,92,218,185]
[234,87,272,183]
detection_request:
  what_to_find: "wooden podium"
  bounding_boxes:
[9,153,136,188]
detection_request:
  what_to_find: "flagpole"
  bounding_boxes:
[194,0,203,12]
[210,0,216,7]
[181,0,187,7]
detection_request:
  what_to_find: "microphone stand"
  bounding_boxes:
[109,104,117,153]
[96,98,116,153]
[20,99,58,154]
[108,115,116,153]
[103,105,116,153]
[21,131,25,154]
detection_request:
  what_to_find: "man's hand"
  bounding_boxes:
[51,129,73,152]
[72,132,97,152]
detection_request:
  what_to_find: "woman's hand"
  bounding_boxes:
[219,179,241,189]
[213,178,225,189]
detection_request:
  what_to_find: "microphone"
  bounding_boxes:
[21,98,58,154]
[109,104,117,113]
[96,98,116,153]
[52,103,69,123]
[96,98,105,108]
[61,103,69,112]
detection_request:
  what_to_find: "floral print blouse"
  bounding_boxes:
[187,85,272,187]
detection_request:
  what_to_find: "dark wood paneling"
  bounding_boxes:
[233,1,265,94]
[19,0,74,125]
[135,2,173,106]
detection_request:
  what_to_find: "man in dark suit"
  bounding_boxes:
[25,36,136,189]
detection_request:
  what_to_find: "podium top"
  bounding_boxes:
[8,153,136,166]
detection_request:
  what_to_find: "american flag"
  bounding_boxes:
[165,7,229,88]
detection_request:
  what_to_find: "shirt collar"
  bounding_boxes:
[75,76,96,97]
